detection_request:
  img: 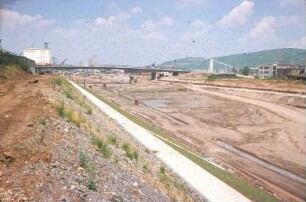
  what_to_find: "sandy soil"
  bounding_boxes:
[71,73,306,201]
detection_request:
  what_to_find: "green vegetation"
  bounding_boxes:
[160,48,306,70]
[79,151,96,174]
[159,166,166,175]
[91,136,112,158]
[52,77,92,114]
[0,49,34,71]
[37,117,46,126]
[242,66,250,76]
[83,86,278,202]
[56,104,84,127]
[107,135,117,145]
[86,178,97,191]
[0,65,21,79]
[142,164,150,172]
[122,142,139,160]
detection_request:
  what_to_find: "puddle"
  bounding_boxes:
[216,140,306,185]
[143,99,170,108]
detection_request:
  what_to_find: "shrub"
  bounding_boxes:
[107,135,117,145]
[92,137,112,158]
[86,179,97,191]
[56,105,65,118]
[86,108,92,115]
[159,166,166,174]
[122,142,130,152]
[79,152,89,169]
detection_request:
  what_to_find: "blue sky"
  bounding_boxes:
[0,0,305,65]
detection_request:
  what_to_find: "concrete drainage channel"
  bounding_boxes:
[215,140,306,185]
[68,80,250,202]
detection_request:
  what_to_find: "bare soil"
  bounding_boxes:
[0,74,203,201]
[71,73,306,201]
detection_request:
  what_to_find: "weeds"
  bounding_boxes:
[92,137,112,158]
[56,104,84,127]
[79,152,89,169]
[37,117,46,126]
[86,108,92,115]
[86,178,97,191]
[79,152,96,173]
[142,164,150,172]
[122,142,130,151]
[107,135,117,145]
[122,142,138,160]
[159,166,166,174]
[51,77,63,86]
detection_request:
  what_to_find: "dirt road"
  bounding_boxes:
[188,85,305,123]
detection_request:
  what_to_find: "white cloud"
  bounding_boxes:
[277,15,304,27]
[0,9,55,29]
[159,17,175,27]
[239,16,276,42]
[239,15,304,44]
[181,28,209,41]
[130,6,142,14]
[280,0,305,7]
[94,6,142,28]
[135,17,174,41]
[176,0,208,9]
[191,19,209,29]
[293,36,306,48]
[218,1,254,27]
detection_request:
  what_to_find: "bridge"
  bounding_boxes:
[31,65,189,74]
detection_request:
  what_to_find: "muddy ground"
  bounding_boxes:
[71,73,306,201]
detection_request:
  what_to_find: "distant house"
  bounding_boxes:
[257,64,305,79]
[287,68,306,80]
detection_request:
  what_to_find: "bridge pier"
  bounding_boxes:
[172,72,179,76]
[151,72,157,80]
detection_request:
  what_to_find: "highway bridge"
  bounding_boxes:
[31,65,190,75]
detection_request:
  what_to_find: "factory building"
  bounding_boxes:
[257,64,305,79]
[23,42,51,66]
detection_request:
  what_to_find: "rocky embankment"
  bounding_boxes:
[0,76,204,201]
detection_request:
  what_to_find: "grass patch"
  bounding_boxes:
[122,142,138,160]
[82,86,278,202]
[86,108,92,115]
[52,77,93,115]
[79,152,96,174]
[86,178,97,191]
[56,104,84,127]
[107,135,117,145]
[159,166,166,175]
[92,137,112,158]
[0,65,21,79]
[37,117,46,126]
[142,164,150,172]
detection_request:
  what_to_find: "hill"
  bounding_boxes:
[160,48,306,70]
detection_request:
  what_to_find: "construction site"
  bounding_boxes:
[69,71,306,201]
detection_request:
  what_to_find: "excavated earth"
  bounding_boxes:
[0,73,204,201]
[72,73,306,201]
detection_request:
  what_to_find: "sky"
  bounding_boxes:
[0,0,305,66]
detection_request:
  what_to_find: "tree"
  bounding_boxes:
[242,66,250,76]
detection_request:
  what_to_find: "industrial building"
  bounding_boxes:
[257,64,305,79]
[23,42,51,66]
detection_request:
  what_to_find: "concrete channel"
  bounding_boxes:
[215,140,306,185]
[69,80,250,202]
